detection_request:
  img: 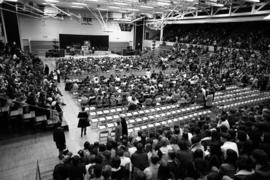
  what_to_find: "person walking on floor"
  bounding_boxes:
[77,107,90,137]
[53,123,66,159]
[115,120,122,142]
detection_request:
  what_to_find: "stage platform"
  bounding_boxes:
[40,51,123,60]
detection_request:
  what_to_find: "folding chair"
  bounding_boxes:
[110,129,116,139]
[99,130,109,144]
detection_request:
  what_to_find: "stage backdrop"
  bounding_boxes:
[59,34,109,51]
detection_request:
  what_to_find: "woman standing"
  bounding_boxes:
[77,107,90,137]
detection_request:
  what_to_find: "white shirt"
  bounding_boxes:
[217,120,230,130]
[128,147,137,156]
[221,141,239,159]
[120,156,131,167]
[84,163,95,180]
[146,71,151,79]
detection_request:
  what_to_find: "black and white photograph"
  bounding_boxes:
[0,0,270,180]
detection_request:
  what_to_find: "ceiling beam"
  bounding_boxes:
[49,4,71,16]
[4,1,44,18]
[85,6,104,27]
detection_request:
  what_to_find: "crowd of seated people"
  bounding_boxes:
[53,100,270,180]
[164,21,270,51]
[0,42,64,123]
[56,55,171,79]
[62,43,269,110]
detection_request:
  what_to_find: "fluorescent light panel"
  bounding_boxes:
[244,0,260,2]
[108,6,120,9]
[213,3,224,7]
[71,5,84,8]
[97,8,108,11]
[5,0,18,2]
[118,10,128,13]
[140,5,154,9]
[72,2,87,6]
[126,8,139,11]
[157,2,170,6]
[45,0,59,2]
[113,2,128,6]
[265,14,270,19]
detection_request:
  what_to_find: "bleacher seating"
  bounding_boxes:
[0,98,69,134]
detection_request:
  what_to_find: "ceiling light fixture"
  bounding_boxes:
[140,5,154,9]
[244,0,260,2]
[118,10,128,13]
[72,2,87,6]
[113,2,128,6]
[126,8,139,12]
[157,2,171,6]
[212,3,224,7]
[71,5,84,8]
[108,6,120,9]
[45,0,59,3]
[264,14,270,19]
[5,0,18,2]
[97,8,108,11]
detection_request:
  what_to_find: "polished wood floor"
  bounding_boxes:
[0,59,99,180]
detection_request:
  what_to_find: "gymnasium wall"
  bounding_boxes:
[17,16,134,55]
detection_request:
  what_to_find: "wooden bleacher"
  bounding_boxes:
[0,97,69,136]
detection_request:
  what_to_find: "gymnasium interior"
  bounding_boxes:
[0,0,270,180]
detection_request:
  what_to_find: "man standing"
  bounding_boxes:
[53,123,66,159]
[44,64,49,76]
[115,121,122,142]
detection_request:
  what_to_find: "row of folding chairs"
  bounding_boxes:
[215,89,257,100]
[84,86,241,116]
[218,95,270,110]
[91,86,248,115]
[91,103,193,122]
[98,109,212,141]
[97,105,205,130]
[92,88,257,127]
[93,104,203,127]
[215,86,247,96]
[213,91,262,105]
[91,88,258,125]
[98,95,270,142]
[109,95,270,138]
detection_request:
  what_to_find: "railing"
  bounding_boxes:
[0,96,61,131]
[36,160,41,180]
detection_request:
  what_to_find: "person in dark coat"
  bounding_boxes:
[54,102,63,122]
[53,123,66,159]
[121,117,128,137]
[246,149,270,180]
[68,155,85,180]
[115,121,122,142]
[44,64,49,76]
[131,143,149,171]
[77,107,90,137]
[53,155,71,180]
